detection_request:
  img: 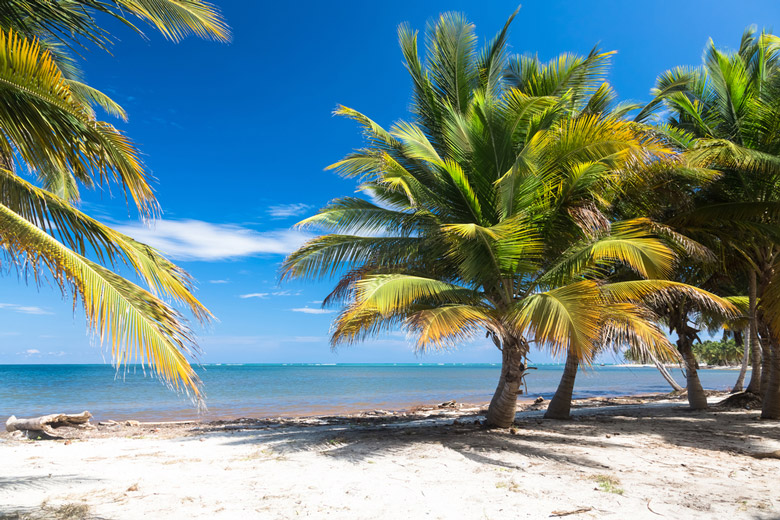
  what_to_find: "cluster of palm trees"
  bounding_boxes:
[283,12,780,426]
[0,1,228,402]
[5,4,780,428]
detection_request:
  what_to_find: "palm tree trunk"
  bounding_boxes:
[731,329,749,393]
[746,269,763,394]
[760,326,772,393]
[652,353,684,392]
[486,338,526,428]
[678,333,708,410]
[761,341,780,419]
[545,349,579,419]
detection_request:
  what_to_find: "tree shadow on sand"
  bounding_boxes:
[187,401,779,471]
[0,502,110,520]
[0,474,100,493]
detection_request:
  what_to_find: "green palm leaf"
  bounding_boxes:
[0,203,203,399]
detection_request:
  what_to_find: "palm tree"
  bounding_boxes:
[0,2,228,399]
[646,28,780,418]
[282,12,734,427]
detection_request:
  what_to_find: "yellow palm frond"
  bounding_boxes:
[0,28,157,214]
[602,280,739,316]
[117,0,231,42]
[406,305,495,352]
[0,167,212,322]
[0,203,202,400]
[600,303,678,363]
[354,274,477,315]
[511,281,603,362]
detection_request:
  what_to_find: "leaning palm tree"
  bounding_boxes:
[0,2,228,399]
[282,12,734,426]
[645,28,780,418]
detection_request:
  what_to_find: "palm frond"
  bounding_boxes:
[0,167,212,321]
[0,202,202,400]
[406,305,494,352]
[511,281,602,361]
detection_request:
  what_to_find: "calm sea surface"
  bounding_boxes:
[0,364,747,422]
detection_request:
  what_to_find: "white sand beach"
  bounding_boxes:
[2,394,779,520]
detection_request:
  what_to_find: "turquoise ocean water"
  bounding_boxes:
[0,364,746,422]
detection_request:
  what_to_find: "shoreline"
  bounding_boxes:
[1,364,747,423]
[0,390,725,440]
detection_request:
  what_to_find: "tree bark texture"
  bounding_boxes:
[761,339,780,419]
[732,329,749,393]
[486,338,527,428]
[545,349,580,419]
[652,354,684,392]
[760,325,772,393]
[746,270,763,394]
[678,335,708,410]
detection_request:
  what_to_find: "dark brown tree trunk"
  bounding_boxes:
[746,270,763,394]
[732,329,749,393]
[678,333,708,410]
[544,349,580,419]
[761,340,780,419]
[486,337,527,428]
[760,325,772,393]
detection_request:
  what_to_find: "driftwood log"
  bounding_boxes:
[6,411,92,438]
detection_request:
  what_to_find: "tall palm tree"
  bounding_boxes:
[646,28,780,418]
[282,12,734,427]
[0,2,228,399]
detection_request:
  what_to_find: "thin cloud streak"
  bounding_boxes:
[291,307,335,315]
[114,219,311,261]
[268,203,311,219]
[0,303,52,315]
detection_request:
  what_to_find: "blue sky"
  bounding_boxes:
[1,0,779,365]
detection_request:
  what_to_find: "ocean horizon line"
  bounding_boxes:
[0,361,596,367]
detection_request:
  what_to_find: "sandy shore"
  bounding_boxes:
[1,393,779,519]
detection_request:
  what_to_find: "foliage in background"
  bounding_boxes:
[693,339,743,366]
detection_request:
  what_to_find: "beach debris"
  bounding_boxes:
[534,397,545,404]
[747,449,780,460]
[717,391,762,410]
[549,507,593,517]
[99,420,118,427]
[125,420,141,427]
[439,400,457,408]
[5,411,93,439]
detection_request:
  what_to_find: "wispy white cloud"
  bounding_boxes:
[239,290,301,299]
[209,279,230,284]
[113,219,310,261]
[267,203,311,219]
[272,290,301,296]
[239,293,269,299]
[0,303,52,315]
[291,307,334,315]
[20,349,40,356]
